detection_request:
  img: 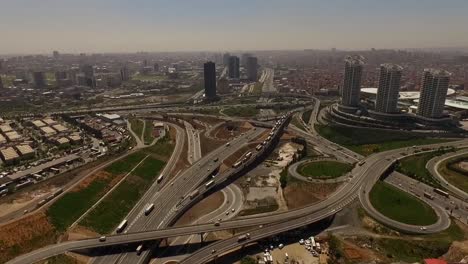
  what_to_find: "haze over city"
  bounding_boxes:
[1,0,468,54]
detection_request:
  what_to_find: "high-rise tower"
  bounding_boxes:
[375,63,403,113]
[204,61,217,99]
[341,55,364,107]
[417,69,451,118]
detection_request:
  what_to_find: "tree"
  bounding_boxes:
[240,256,256,264]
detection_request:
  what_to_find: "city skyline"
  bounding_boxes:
[1,0,468,54]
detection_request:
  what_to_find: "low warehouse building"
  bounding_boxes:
[16,145,35,159]
[43,118,57,126]
[32,120,46,128]
[0,147,19,164]
[5,131,21,141]
[52,124,68,133]
[40,126,57,137]
[55,137,70,146]
[68,134,82,144]
[0,124,13,133]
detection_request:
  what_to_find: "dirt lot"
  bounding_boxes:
[0,212,57,263]
[209,121,253,140]
[67,225,100,241]
[284,182,340,210]
[173,191,224,227]
[0,187,55,218]
[443,240,468,262]
[199,131,225,156]
[342,239,380,263]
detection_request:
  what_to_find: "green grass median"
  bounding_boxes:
[47,152,148,232]
[298,160,352,179]
[370,181,437,226]
[315,124,451,156]
[79,157,165,234]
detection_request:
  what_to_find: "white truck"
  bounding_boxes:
[116,219,128,233]
[144,203,154,216]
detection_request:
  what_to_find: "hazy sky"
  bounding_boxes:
[1,0,468,54]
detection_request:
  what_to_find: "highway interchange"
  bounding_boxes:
[6,97,468,264]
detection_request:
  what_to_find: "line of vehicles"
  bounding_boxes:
[97,115,291,257]
[232,116,287,169]
[424,188,450,200]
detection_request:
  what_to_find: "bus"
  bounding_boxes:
[116,219,128,233]
[144,203,154,216]
[256,144,263,151]
[245,152,253,158]
[433,188,449,198]
[205,180,215,188]
[156,174,163,183]
[424,192,434,200]
[189,189,199,199]
[136,244,144,255]
[232,161,242,168]
[357,161,365,166]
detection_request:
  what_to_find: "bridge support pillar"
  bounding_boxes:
[200,232,204,244]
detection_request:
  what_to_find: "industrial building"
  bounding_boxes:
[40,126,57,136]
[16,145,35,159]
[43,118,57,126]
[32,120,46,128]
[5,131,21,141]
[1,147,20,164]
[52,124,68,133]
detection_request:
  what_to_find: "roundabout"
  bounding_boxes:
[288,158,352,183]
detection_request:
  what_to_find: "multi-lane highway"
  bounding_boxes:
[184,121,202,164]
[92,125,265,264]
[8,99,468,264]
[426,149,468,201]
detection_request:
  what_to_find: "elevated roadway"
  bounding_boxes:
[426,149,468,201]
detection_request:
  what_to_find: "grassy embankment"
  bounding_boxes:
[315,124,452,156]
[129,118,144,141]
[369,181,438,226]
[223,106,259,118]
[396,148,455,188]
[438,154,468,193]
[298,160,352,179]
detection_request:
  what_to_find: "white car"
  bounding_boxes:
[299,239,304,245]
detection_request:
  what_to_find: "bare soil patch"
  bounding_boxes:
[283,182,340,210]
[200,132,225,156]
[0,212,57,263]
[173,191,224,227]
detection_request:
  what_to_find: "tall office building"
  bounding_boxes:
[417,69,451,118]
[246,56,258,81]
[120,66,130,81]
[53,50,60,59]
[223,53,231,66]
[228,56,240,79]
[0,76,3,89]
[375,63,403,113]
[55,71,68,81]
[81,64,95,88]
[241,53,252,67]
[154,63,159,72]
[204,61,217,99]
[341,55,364,107]
[32,71,46,88]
